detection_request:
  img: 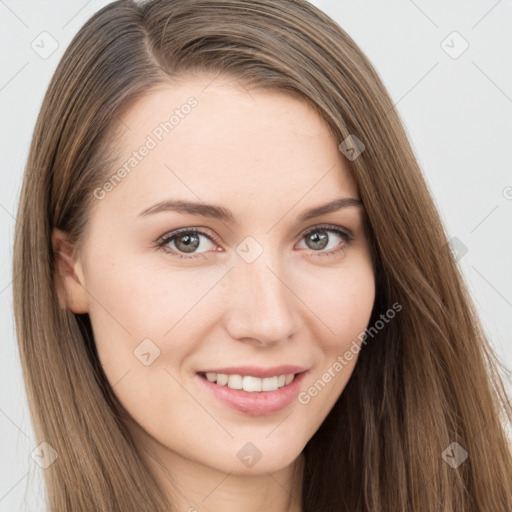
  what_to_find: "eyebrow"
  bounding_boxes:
[138,197,363,223]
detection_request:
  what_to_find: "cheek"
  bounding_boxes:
[82,252,230,410]
[293,258,375,430]
[297,257,376,349]
[82,255,213,436]
[83,250,223,344]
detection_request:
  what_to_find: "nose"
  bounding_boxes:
[223,253,298,347]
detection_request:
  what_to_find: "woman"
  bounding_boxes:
[13,0,512,510]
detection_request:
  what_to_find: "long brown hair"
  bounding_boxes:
[13,0,512,510]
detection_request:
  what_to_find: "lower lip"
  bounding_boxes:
[197,371,307,416]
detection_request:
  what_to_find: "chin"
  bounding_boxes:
[204,438,306,475]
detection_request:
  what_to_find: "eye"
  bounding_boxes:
[297,224,353,258]
[156,228,218,260]
[156,224,353,260]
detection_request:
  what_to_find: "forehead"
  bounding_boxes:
[95,75,358,218]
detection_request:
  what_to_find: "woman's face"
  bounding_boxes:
[55,74,375,476]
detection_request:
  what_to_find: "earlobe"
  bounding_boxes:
[51,228,89,314]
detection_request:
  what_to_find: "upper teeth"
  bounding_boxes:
[205,373,295,392]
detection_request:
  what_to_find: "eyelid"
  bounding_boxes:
[299,223,354,241]
[157,226,221,246]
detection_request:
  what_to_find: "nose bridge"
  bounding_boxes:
[224,246,297,344]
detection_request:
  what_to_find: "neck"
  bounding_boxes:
[145,445,305,512]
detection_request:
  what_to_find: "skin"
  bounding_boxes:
[52,74,375,512]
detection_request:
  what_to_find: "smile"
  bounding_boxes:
[196,368,308,416]
[200,372,296,392]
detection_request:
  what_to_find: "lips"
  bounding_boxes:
[196,365,308,415]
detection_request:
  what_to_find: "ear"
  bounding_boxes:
[51,228,89,313]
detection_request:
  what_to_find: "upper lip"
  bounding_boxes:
[198,365,308,378]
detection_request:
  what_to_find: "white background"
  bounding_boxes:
[1,1,511,510]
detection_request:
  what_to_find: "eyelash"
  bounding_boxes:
[155,224,354,260]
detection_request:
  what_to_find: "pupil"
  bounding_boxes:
[308,230,328,250]
[177,233,199,253]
